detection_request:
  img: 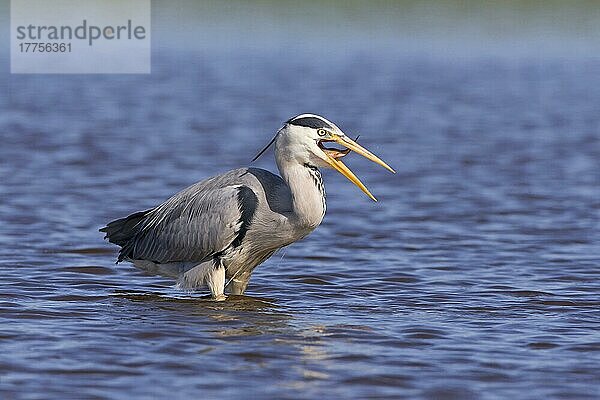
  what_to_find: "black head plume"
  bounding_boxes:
[252,133,278,162]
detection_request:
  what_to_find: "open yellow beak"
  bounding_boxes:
[321,134,395,202]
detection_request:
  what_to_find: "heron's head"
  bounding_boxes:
[253,113,395,201]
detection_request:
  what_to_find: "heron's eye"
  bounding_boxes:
[317,129,327,137]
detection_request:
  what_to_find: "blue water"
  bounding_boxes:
[1,51,599,399]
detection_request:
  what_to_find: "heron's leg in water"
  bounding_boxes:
[229,271,252,295]
[206,264,227,301]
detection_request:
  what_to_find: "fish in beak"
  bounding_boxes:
[318,134,395,201]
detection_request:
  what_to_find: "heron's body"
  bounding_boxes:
[101,114,394,300]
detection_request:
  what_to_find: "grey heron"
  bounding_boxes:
[100,114,395,300]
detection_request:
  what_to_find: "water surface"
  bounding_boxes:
[1,51,599,399]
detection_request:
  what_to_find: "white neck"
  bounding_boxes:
[276,158,326,231]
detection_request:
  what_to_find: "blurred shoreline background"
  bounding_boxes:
[1,1,600,69]
[149,0,600,58]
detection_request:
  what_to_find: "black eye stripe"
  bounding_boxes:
[288,116,333,130]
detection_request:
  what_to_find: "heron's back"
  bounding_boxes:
[100,167,293,264]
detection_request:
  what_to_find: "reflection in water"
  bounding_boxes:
[112,291,293,336]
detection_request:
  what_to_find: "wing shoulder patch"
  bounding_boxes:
[230,186,258,249]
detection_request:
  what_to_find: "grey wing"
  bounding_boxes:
[101,183,258,264]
